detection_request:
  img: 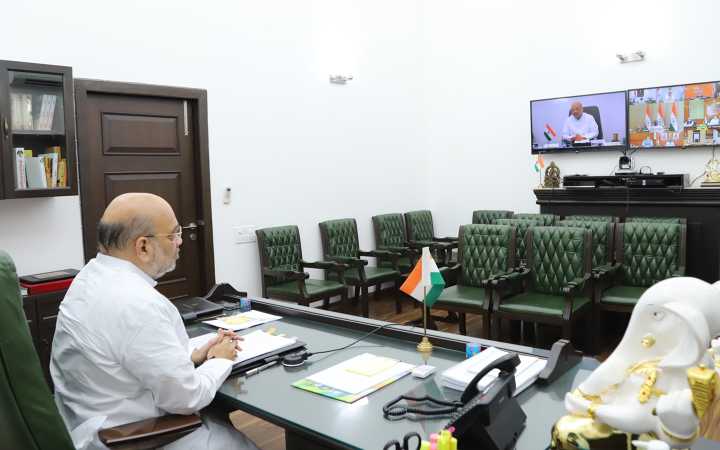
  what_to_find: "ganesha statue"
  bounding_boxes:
[551,277,720,450]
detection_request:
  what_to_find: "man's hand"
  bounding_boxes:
[191,329,242,364]
[207,337,240,361]
[573,134,585,141]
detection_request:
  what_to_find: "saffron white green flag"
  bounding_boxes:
[400,247,445,307]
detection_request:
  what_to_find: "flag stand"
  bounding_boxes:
[417,286,433,353]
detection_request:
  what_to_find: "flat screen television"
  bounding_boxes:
[628,81,720,148]
[530,91,627,154]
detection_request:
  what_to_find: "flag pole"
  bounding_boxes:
[417,285,433,353]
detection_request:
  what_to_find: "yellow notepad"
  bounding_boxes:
[345,356,398,377]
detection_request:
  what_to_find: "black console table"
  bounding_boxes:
[535,187,720,283]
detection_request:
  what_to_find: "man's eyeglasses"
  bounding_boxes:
[144,230,183,242]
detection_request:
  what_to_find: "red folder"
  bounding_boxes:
[20,277,74,295]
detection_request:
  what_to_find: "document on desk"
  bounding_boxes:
[189,330,296,365]
[203,310,282,331]
[440,347,546,396]
[292,353,415,403]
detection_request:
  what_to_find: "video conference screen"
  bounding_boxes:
[628,82,720,148]
[530,91,627,154]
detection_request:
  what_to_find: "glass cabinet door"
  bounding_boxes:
[1,60,76,198]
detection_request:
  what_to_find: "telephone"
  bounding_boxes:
[382,353,526,450]
[447,353,526,450]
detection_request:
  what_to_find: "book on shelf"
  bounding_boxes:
[14,148,27,189]
[58,158,67,188]
[43,154,52,187]
[10,93,34,130]
[25,156,47,189]
[37,94,57,131]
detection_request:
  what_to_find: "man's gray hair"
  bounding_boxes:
[97,216,155,253]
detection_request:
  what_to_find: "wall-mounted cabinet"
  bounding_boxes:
[0,60,77,199]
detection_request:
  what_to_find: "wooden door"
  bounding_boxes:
[75,80,215,299]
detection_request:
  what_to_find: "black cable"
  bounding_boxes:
[309,321,415,356]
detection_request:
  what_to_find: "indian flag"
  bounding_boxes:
[657,102,665,129]
[670,102,679,132]
[543,123,557,141]
[644,104,653,130]
[533,154,545,173]
[400,247,445,307]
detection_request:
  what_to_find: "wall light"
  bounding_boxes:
[329,75,353,85]
[616,51,645,64]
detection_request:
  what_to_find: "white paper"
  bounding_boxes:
[203,310,282,331]
[189,329,296,365]
[440,347,546,396]
[306,353,414,395]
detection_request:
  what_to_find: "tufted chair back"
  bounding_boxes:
[495,217,546,265]
[565,215,617,223]
[372,213,407,249]
[558,220,614,268]
[513,213,557,225]
[471,210,513,225]
[616,222,686,287]
[458,224,515,287]
[319,218,361,259]
[256,225,304,288]
[0,250,75,450]
[404,210,435,242]
[526,226,591,296]
[625,217,687,225]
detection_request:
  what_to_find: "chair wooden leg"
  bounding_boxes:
[394,279,402,314]
[482,313,490,339]
[562,322,572,341]
[361,285,369,318]
[322,297,329,309]
[353,286,360,304]
[458,313,467,335]
[341,289,349,314]
[492,316,501,341]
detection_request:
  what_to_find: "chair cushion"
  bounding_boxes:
[472,210,513,225]
[267,279,345,297]
[558,220,612,269]
[434,285,488,310]
[405,210,435,242]
[459,224,513,287]
[498,292,591,317]
[320,219,360,258]
[600,285,647,306]
[620,222,682,287]
[529,226,588,295]
[338,266,400,284]
[373,213,407,248]
[256,225,303,286]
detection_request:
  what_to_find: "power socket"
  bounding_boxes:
[234,226,256,244]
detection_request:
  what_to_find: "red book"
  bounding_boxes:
[20,277,74,295]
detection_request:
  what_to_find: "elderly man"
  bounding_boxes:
[50,193,258,450]
[562,101,599,143]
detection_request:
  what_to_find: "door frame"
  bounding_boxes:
[74,79,216,290]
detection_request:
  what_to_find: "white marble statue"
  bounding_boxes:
[552,277,720,450]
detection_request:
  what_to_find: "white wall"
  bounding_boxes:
[2,0,719,293]
[0,0,427,294]
[422,0,720,236]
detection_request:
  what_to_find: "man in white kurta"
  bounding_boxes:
[50,193,258,450]
[562,101,599,143]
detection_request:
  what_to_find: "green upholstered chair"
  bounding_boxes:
[0,251,199,450]
[433,224,516,337]
[256,225,348,309]
[565,215,618,223]
[491,226,593,345]
[494,217,546,267]
[558,219,615,274]
[513,213,558,225]
[372,213,418,275]
[319,218,402,318]
[594,222,686,336]
[471,210,513,225]
[404,210,458,266]
[625,217,687,225]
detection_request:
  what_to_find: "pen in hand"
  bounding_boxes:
[245,359,279,377]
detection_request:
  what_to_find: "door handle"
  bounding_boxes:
[182,222,200,241]
[182,222,199,231]
[1,116,8,139]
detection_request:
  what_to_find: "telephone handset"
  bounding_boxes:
[448,353,527,450]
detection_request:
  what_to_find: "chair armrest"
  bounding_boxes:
[592,263,620,280]
[385,245,417,257]
[409,240,454,251]
[492,268,530,288]
[262,268,308,281]
[359,249,401,259]
[433,236,458,243]
[99,414,202,449]
[327,256,368,267]
[300,260,348,271]
[562,274,591,295]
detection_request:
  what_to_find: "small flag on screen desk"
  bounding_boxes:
[657,102,666,129]
[644,104,653,130]
[670,102,679,132]
[400,247,445,308]
[543,123,557,141]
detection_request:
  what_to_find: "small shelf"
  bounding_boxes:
[12,130,65,136]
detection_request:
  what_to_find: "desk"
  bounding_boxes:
[189,299,717,450]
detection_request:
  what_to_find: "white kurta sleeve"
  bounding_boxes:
[584,115,599,139]
[561,117,573,141]
[122,311,233,415]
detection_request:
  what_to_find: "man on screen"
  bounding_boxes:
[562,101,599,143]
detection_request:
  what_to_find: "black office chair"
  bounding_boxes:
[567,106,603,140]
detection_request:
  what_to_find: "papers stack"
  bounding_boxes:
[203,310,281,331]
[440,347,546,397]
[189,329,296,365]
[293,353,415,403]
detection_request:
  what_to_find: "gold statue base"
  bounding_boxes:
[417,336,433,353]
